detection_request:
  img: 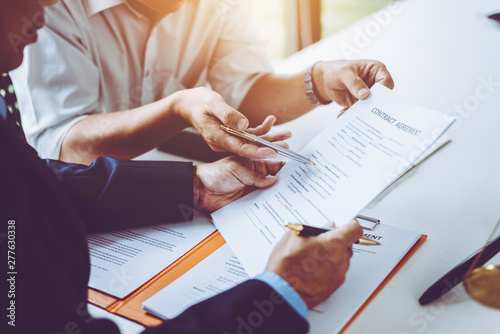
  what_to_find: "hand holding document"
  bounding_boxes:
[212,83,454,276]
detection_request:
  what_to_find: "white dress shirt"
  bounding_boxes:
[11,0,273,159]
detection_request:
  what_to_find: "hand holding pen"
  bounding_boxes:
[266,220,364,308]
[220,124,314,165]
[175,88,293,160]
[285,220,382,246]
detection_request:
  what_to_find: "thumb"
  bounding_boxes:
[343,70,370,100]
[330,220,363,245]
[253,175,279,189]
[237,167,278,189]
[214,106,249,131]
[325,221,337,229]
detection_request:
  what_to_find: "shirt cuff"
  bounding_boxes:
[254,271,308,318]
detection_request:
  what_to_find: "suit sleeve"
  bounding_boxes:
[46,156,195,233]
[145,279,309,334]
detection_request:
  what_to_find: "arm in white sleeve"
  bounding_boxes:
[207,0,273,109]
[10,3,99,159]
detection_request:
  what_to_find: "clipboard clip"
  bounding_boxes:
[356,215,380,231]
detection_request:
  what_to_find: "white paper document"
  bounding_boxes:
[143,244,249,319]
[142,225,420,334]
[211,83,454,276]
[88,214,216,298]
[308,225,421,334]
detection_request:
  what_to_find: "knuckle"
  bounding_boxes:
[221,108,232,123]
[349,77,363,86]
[192,86,209,97]
[205,134,219,147]
[232,144,245,157]
[338,66,353,77]
[211,146,224,152]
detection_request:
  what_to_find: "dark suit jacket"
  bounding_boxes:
[0,98,308,334]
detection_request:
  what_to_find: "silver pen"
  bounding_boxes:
[220,125,315,165]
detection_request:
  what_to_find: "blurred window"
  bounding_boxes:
[252,0,394,60]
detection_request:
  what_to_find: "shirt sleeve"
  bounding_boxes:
[207,0,274,109]
[9,3,99,159]
[46,156,195,233]
[254,271,308,319]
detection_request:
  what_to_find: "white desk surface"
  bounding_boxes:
[99,0,500,332]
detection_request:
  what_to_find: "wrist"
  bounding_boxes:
[169,90,192,127]
[255,271,308,318]
[310,62,331,105]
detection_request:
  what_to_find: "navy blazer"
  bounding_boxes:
[0,98,308,334]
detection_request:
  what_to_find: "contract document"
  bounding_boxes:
[88,214,216,298]
[142,226,421,334]
[211,83,454,276]
[143,244,249,319]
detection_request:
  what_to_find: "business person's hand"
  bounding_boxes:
[193,156,285,213]
[265,220,363,309]
[175,87,291,159]
[313,60,394,117]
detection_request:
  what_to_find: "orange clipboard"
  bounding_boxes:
[88,232,427,331]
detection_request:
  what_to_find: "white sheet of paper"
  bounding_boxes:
[142,225,420,333]
[88,213,216,298]
[142,244,248,319]
[308,225,421,334]
[211,83,453,276]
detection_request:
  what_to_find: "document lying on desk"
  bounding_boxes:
[142,226,421,334]
[212,83,455,276]
[88,214,216,298]
[143,244,249,319]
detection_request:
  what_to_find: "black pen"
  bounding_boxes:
[285,222,381,246]
[419,234,500,305]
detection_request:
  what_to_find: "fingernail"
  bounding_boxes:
[264,151,277,158]
[237,119,248,130]
[357,88,369,98]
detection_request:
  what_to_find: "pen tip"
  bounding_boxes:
[418,294,431,306]
[310,161,315,165]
